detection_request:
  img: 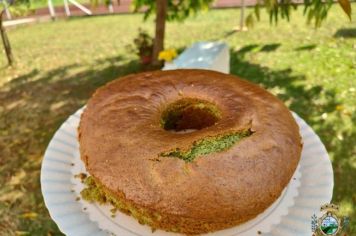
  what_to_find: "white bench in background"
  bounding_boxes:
[163,42,230,74]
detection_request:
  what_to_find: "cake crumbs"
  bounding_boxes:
[257,230,262,234]
[70,163,75,166]
[110,208,117,214]
[74,173,87,182]
[83,207,87,211]
[75,197,80,201]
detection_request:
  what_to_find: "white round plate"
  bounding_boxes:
[41,107,333,236]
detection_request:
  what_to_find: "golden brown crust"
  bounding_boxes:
[78,69,302,233]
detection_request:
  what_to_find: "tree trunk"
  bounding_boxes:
[152,0,167,66]
[0,13,14,66]
[240,0,245,29]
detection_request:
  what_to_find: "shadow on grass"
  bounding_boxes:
[222,30,237,38]
[295,44,317,51]
[230,46,356,232]
[259,43,280,52]
[334,28,356,38]
[0,56,141,235]
[235,43,280,54]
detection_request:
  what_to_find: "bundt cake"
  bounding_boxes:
[78,69,302,234]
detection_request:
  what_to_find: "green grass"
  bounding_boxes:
[0,4,355,235]
[29,0,89,9]
[9,0,107,18]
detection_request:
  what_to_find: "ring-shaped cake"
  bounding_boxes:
[78,69,302,234]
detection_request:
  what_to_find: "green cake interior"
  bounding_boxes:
[81,176,160,226]
[160,129,252,162]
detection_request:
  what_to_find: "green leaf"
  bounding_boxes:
[337,0,352,20]
[132,0,214,22]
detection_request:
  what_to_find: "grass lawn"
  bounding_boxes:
[0,4,355,235]
[9,0,90,16]
[28,0,89,9]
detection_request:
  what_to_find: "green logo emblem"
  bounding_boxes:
[311,203,350,236]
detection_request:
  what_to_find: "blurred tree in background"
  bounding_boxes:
[133,0,352,65]
[1,0,17,66]
[132,0,214,65]
[246,0,352,27]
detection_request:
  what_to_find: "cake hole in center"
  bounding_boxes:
[161,98,222,132]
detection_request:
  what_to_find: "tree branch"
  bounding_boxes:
[0,0,15,66]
